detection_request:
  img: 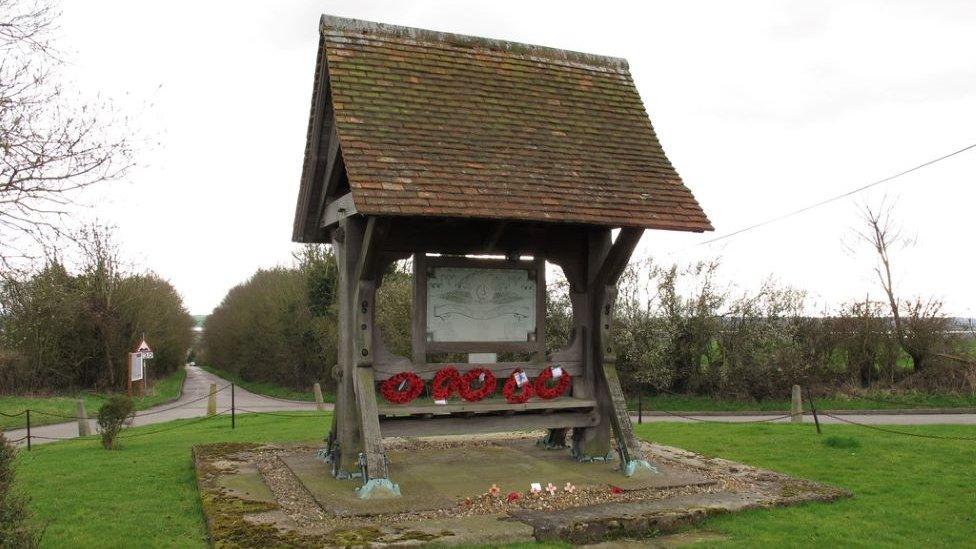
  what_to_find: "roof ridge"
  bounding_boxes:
[320,14,629,72]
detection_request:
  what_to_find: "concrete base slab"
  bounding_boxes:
[284,439,711,517]
[192,435,850,547]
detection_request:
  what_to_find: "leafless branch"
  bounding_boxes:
[0,0,133,267]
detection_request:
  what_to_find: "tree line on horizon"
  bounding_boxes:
[199,242,974,401]
[0,226,194,393]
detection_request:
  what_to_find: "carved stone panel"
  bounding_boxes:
[426,266,536,342]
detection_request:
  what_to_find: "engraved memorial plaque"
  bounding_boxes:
[426,267,536,342]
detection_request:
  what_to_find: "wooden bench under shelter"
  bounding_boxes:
[291,15,713,499]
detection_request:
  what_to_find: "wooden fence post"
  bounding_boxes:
[791,384,803,424]
[76,399,91,436]
[313,383,325,411]
[207,383,217,416]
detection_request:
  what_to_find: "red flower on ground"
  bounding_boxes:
[610,486,623,494]
[506,491,521,503]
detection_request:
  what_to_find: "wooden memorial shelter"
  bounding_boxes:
[292,15,712,499]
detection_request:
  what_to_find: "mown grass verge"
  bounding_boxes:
[199,364,331,403]
[12,411,976,547]
[633,422,976,547]
[0,368,187,431]
[630,391,976,413]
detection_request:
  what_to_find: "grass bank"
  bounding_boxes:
[0,368,187,431]
[631,391,976,413]
[199,364,329,403]
[13,412,976,547]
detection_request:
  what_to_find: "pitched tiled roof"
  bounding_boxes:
[295,15,712,238]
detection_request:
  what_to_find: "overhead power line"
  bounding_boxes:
[687,141,976,250]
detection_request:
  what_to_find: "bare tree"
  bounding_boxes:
[0,0,132,266]
[855,200,948,372]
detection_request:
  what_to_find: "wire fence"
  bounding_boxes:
[4,383,974,451]
[1,383,328,450]
[820,412,976,441]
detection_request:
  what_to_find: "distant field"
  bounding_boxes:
[199,364,328,403]
[0,368,186,431]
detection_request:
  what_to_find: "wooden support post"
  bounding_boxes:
[207,383,217,416]
[313,383,326,411]
[791,384,803,423]
[575,228,656,475]
[574,229,613,460]
[331,218,365,478]
[76,399,91,436]
[349,217,398,497]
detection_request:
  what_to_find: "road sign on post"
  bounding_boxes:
[128,338,153,396]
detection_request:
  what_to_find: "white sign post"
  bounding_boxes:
[128,339,153,396]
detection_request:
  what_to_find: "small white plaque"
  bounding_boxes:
[551,366,564,379]
[514,371,529,387]
[530,482,542,493]
[434,399,447,405]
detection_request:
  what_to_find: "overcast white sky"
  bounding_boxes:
[56,0,976,316]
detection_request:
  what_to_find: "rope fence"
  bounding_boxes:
[821,412,976,441]
[4,382,973,450]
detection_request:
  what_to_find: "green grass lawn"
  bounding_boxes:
[11,412,976,547]
[0,368,187,431]
[634,422,976,547]
[631,391,976,413]
[199,364,330,403]
[15,411,327,547]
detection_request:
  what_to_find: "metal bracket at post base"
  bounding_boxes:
[537,434,567,450]
[622,459,659,477]
[355,478,401,499]
[571,441,614,463]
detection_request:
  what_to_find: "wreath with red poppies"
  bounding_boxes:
[379,372,424,404]
[534,365,571,399]
[431,366,461,400]
[459,367,497,402]
[502,369,534,403]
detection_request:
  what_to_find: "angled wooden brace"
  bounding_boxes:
[592,228,659,476]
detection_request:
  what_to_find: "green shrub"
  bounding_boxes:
[97,395,134,449]
[0,432,40,548]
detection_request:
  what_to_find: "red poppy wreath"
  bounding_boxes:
[459,367,497,402]
[379,372,424,404]
[533,365,571,399]
[502,369,533,404]
[431,366,461,400]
